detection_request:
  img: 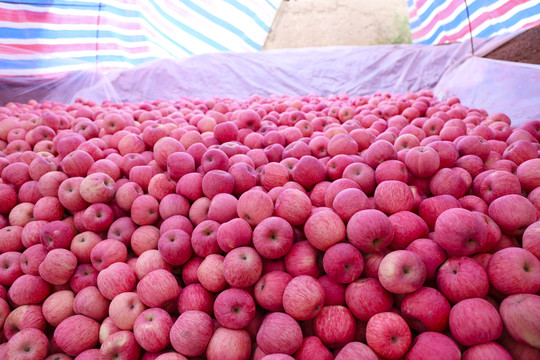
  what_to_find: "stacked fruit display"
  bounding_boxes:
[0,90,539,360]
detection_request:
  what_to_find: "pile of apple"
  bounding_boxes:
[0,89,539,360]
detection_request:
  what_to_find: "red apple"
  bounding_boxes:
[170,310,214,357]
[487,247,540,295]
[282,275,325,321]
[207,327,251,360]
[223,246,262,288]
[256,312,303,355]
[437,256,489,303]
[253,217,294,259]
[449,298,502,346]
[366,312,411,359]
[405,331,460,360]
[54,315,100,356]
[401,286,450,332]
[378,250,426,294]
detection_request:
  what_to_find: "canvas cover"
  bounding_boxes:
[407,0,540,45]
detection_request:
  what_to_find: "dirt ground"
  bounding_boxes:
[484,26,540,65]
[264,0,410,49]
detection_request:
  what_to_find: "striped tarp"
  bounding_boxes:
[408,0,540,45]
[0,0,281,76]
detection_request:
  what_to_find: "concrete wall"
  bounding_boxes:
[264,0,410,50]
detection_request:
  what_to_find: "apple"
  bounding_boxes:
[304,208,346,251]
[131,194,160,226]
[322,243,363,284]
[42,290,75,327]
[313,305,356,348]
[202,170,234,199]
[158,194,189,220]
[228,162,258,195]
[40,220,75,251]
[462,342,513,360]
[223,246,262,288]
[449,298,502,346]
[254,271,292,312]
[253,217,294,259]
[375,159,409,184]
[345,277,393,321]
[256,312,303,355]
[53,315,100,356]
[81,202,114,232]
[200,148,228,173]
[6,328,49,360]
[237,190,274,227]
[523,221,540,260]
[20,220,48,248]
[400,286,450,332]
[207,193,238,224]
[170,310,214,357]
[487,247,540,295]
[137,269,180,308]
[214,288,255,329]
[97,262,137,300]
[378,250,426,294]
[153,137,185,169]
[366,312,412,359]
[404,146,440,178]
[335,341,378,360]
[488,194,536,235]
[134,249,172,280]
[79,172,116,204]
[99,330,141,360]
[176,173,203,201]
[69,231,102,264]
[197,254,227,293]
[108,292,146,331]
[157,229,193,266]
[363,140,398,168]
[274,188,312,226]
[4,304,46,340]
[207,327,251,360]
[291,156,327,190]
[115,181,143,211]
[69,264,99,293]
[388,211,429,250]
[284,240,323,278]
[405,332,460,360]
[108,217,138,247]
[38,249,77,285]
[434,208,487,256]
[177,283,214,315]
[216,218,252,252]
[418,194,461,230]
[0,251,22,286]
[0,183,17,215]
[374,180,414,214]
[437,256,489,303]
[90,239,127,271]
[282,275,325,321]
[516,158,540,192]
[73,286,109,321]
[60,149,94,177]
[191,219,220,257]
[332,188,369,222]
[499,293,540,349]
[132,308,173,353]
[32,196,63,221]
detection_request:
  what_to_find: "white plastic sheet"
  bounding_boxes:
[0,33,538,126]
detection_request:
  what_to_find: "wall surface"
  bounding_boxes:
[264,0,409,49]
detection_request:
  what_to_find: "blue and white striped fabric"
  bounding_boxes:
[0,0,281,76]
[408,0,540,45]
